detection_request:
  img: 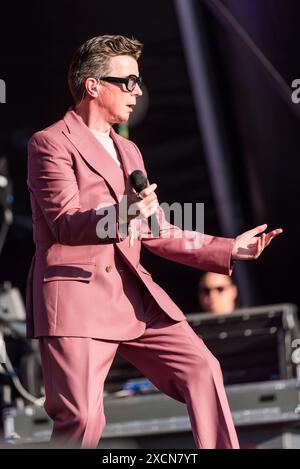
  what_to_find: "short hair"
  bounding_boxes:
[68,35,143,103]
[198,272,236,289]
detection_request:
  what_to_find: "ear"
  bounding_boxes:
[85,78,99,98]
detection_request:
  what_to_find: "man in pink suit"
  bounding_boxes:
[26,35,282,449]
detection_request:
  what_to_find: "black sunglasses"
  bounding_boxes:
[98,74,142,92]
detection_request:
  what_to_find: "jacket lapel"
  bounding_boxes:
[110,127,144,177]
[62,110,126,201]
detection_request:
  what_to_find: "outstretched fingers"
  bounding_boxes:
[265,228,283,247]
[249,223,268,238]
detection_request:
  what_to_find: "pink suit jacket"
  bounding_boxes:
[26,109,234,340]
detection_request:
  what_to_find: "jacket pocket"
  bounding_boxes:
[43,262,95,282]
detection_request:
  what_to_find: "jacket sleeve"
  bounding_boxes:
[142,206,234,275]
[27,132,126,246]
[129,141,234,275]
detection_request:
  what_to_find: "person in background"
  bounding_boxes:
[198,272,238,315]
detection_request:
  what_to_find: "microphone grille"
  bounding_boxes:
[130,170,147,193]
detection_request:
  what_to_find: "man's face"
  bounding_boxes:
[198,273,238,315]
[97,55,142,124]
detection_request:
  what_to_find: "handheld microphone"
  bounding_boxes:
[130,170,160,237]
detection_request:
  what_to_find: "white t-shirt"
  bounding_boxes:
[91,129,121,167]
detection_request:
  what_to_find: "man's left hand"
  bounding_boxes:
[231,224,283,261]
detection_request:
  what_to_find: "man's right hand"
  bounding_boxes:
[118,180,159,227]
[132,183,159,221]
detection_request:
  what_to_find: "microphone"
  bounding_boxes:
[130,170,160,237]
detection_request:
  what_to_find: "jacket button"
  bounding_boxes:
[105,265,113,273]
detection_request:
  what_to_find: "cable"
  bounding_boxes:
[2,352,44,406]
[0,317,44,407]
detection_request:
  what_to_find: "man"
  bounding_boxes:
[198,272,238,315]
[26,35,282,449]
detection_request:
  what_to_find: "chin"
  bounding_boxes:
[109,113,127,125]
[113,116,129,125]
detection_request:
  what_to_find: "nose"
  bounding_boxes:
[133,83,143,97]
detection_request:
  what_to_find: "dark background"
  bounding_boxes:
[0,0,299,315]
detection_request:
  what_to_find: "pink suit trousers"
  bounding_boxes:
[39,288,239,449]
